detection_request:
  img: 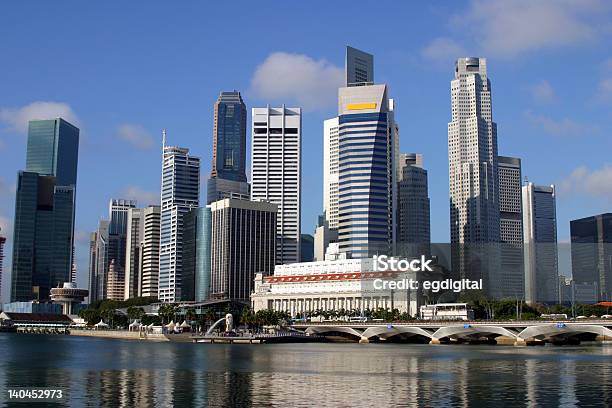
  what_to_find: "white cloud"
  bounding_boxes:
[596,78,612,101]
[524,111,598,137]
[120,186,159,206]
[431,0,612,58]
[559,164,612,202]
[530,80,556,103]
[250,52,343,111]
[0,101,80,133]
[0,216,12,239]
[116,124,155,150]
[421,37,467,64]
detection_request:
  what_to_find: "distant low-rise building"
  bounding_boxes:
[251,255,420,317]
[50,282,88,315]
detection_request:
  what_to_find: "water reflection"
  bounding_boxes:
[0,335,611,407]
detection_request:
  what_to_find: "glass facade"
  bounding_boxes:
[183,207,212,302]
[26,119,79,186]
[337,112,392,257]
[11,118,79,302]
[211,91,247,182]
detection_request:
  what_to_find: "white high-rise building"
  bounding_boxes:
[159,136,200,303]
[448,57,500,287]
[251,106,301,265]
[323,117,340,231]
[124,207,143,300]
[522,182,558,304]
[140,205,161,298]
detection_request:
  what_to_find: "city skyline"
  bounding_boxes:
[1,2,611,297]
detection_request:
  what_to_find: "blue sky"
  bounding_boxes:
[1,1,611,296]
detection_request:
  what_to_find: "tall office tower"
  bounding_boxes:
[570,213,612,301]
[448,57,500,290]
[0,228,5,302]
[397,153,430,258]
[124,207,144,300]
[251,106,301,264]
[11,118,79,302]
[207,91,250,204]
[337,84,399,258]
[88,220,109,302]
[522,183,558,304]
[159,139,200,302]
[88,200,136,301]
[209,199,277,301]
[497,156,524,299]
[345,46,374,86]
[183,206,212,302]
[139,206,161,298]
[323,117,340,231]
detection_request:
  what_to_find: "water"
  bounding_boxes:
[0,334,611,407]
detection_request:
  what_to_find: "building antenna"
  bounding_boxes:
[162,128,167,150]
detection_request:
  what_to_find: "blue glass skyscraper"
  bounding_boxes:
[11,118,79,301]
[207,91,250,204]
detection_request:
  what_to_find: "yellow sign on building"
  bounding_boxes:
[346,103,377,110]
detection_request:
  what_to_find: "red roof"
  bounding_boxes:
[596,302,612,307]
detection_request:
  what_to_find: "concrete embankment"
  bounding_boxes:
[70,330,169,342]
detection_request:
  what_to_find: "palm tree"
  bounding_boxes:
[158,303,176,324]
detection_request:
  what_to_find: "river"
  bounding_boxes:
[0,334,611,407]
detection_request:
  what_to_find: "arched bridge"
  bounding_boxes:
[295,320,612,346]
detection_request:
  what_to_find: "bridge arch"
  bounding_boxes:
[518,324,612,341]
[361,326,433,341]
[432,325,518,342]
[305,325,364,341]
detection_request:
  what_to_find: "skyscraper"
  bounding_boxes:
[323,117,340,232]
[124,207,144,300]
[140,206,161,298]
[251,106,301,264]
[397,153,430,258]
[183,206,212,302]
[336,84,399,258]
[325,46,399,259]
[448,57,500,289]
[522,183,558,304]
[207,91,250,204]
[159,138,200,302]
[570,213,612,301]
[345,46,374,86]
[11,118,79,302]
[88,199,135,301]
[209,198,277,301]
[497,156,524,299]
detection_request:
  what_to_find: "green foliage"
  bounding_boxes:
[157,303,177,324]
[126,306,145,321]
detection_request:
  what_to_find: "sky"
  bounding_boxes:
[1,1,611,300]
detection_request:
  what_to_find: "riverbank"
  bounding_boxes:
[69,329,170,342]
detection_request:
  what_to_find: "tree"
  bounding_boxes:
[158,303,177,324]
[127,306,145,322]
[184,307,196,322]
[78,308,101,326]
